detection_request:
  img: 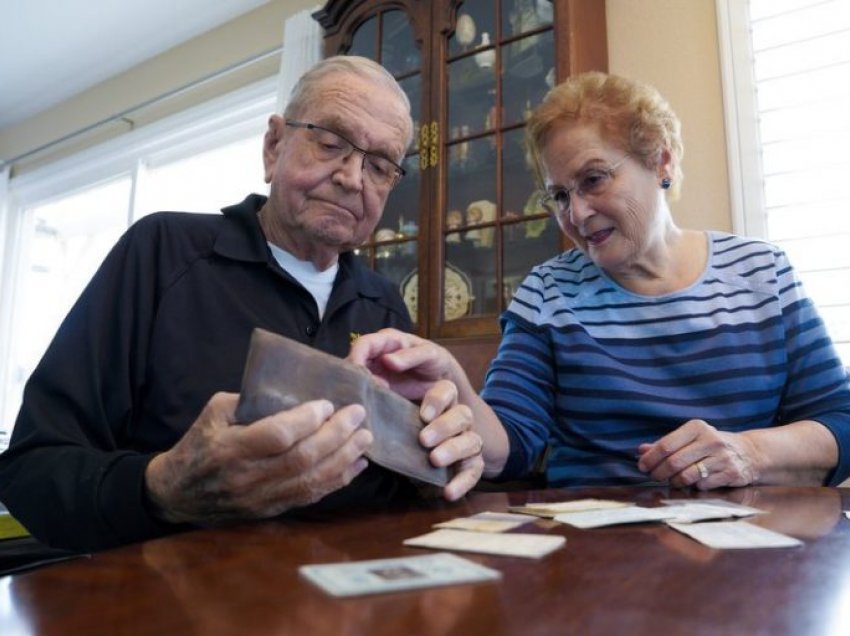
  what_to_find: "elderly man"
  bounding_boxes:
[0,56,483,552]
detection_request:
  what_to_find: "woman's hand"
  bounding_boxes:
[636,419,761,489]
[348,328,508,483]
[417,379,484,501]
[347,328,465,401]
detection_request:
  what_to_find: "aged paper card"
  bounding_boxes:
[404,529,565,559]
[668,520,803,549]
[554,506,679,529]
[434,511,537,533]
[509,499,631,518]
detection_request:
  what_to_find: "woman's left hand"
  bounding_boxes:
[637,419,760,489]
[418,379,484,500]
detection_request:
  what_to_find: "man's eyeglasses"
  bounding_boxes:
[538,154,630,216]
[286,121,406,189]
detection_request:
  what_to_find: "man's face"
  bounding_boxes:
[261,73,411,267]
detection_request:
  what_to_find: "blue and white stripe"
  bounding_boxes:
[483,231,850,486]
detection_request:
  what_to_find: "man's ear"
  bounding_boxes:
[262,115,286,184]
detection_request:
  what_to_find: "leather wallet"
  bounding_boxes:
[234,328,448,487]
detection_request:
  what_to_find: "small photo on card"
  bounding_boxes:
[299,552,501,597]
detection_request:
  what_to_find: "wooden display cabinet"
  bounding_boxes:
[313,0,607,387]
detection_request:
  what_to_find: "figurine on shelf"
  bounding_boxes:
[457,125,470,165]
[474,33,496,69]
[455,12,476,49]
[522,191,549,239]
[509,0,540,41]
[446,209,463,243]
[464,199,496,248]
[375,228,396,243]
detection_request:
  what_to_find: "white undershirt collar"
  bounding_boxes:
[267,243,338,319]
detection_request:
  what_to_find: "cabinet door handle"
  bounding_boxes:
[429,121,439,168]
[419,123,430,170]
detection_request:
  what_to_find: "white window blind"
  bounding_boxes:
[720,0,850,365]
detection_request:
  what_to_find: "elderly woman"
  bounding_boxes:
[349,72,850,490]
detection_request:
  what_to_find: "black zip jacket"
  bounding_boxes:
[0,194,416,551]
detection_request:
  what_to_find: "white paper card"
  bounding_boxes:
[509,498,631,518]
[660,502,761,524]
[668,520,803,549]
[554,506,679,528]
[661,498,764,516]
[434,511,537,533]
[404,529,566,559]
[299,552,501,597]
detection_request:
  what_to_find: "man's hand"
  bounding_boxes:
[144,392,372,524]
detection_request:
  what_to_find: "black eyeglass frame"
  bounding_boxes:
[285,120,407,188]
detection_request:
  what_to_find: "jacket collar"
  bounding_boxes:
[213,193,386,300]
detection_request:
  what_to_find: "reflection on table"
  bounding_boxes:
[3,486,850,635]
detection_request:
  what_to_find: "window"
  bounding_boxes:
[1,178,132,431]
[0,79,275,448]
[137,135,266,218]
[718,0,850,366]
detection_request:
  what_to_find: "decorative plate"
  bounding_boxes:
[401,263,473,322]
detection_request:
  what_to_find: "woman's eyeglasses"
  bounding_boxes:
[538,154,629,216]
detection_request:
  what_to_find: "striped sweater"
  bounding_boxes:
[482,231,850,486]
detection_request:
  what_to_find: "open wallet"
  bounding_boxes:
[234,328,448,487]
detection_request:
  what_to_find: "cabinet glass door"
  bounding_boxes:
[438,0,561,335]
[311,0,606,340]
[343,9,427,327]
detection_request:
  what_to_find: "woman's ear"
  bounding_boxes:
[657,147,673,184]
[262,115,286,184]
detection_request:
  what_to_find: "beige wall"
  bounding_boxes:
[0,0,317,171]
[0,0,731,231]
[607,0,731,232]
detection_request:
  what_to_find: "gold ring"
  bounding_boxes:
[695,460,709,480]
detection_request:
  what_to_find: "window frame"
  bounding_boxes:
[716,0,767,239]
[716,0,850,368]
[0,77,278,440]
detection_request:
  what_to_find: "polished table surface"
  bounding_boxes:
[3,486,850,635]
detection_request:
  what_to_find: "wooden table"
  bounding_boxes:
[3,486,850,635]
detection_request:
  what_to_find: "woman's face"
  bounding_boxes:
[540,123,667,277]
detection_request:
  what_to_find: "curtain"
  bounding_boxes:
[0,164,11,312]
[276,7,323,114]
[0,165,13,444]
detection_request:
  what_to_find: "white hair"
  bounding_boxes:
[284,55,413,147]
